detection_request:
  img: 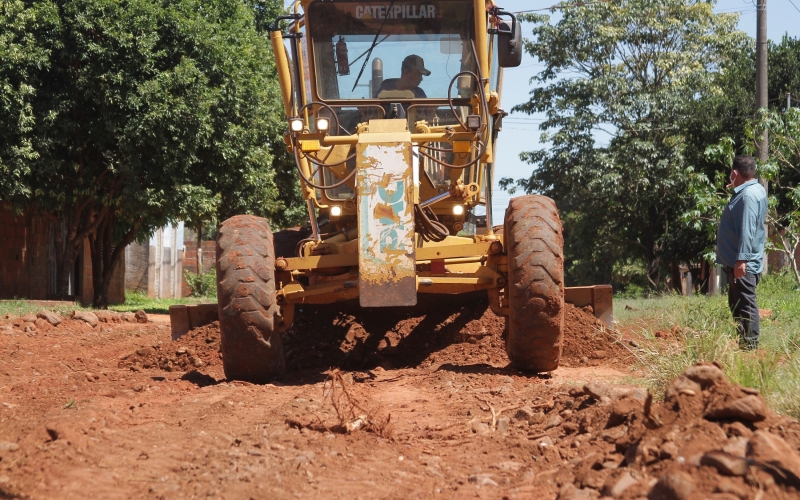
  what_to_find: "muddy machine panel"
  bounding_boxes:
[356,120,416,307]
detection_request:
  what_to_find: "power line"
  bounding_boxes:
[788,0,800,14]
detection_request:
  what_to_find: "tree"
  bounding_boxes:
[502,0,746,289]
[0,0,302,307]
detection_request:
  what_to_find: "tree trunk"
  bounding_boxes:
[90,213,143,308]
[48,205,106,299]
[669,260,682,295]
[196,223,203,277]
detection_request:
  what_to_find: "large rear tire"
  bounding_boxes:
[504,195,565,372]
[216,215,285,382]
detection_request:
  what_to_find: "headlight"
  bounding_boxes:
[330,206,342,217]
[466,114,482,131]
[316,117,330,132]
[452,205,464,215]
[289,117,304,132]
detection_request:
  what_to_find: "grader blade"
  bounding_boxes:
[564,285,614,328]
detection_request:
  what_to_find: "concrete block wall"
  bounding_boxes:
[182,240,216,297]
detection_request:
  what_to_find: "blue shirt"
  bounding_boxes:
[716,179,767,274]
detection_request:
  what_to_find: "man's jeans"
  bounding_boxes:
[725,267,760,349]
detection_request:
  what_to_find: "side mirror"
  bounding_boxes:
[495,15,522,68]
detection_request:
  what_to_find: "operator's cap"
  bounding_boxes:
[402,54,431,76]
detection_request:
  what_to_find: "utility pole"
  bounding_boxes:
[756,0,769,273]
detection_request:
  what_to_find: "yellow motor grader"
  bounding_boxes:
[215,0,612,382]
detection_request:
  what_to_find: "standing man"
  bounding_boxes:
[716,155,768,350]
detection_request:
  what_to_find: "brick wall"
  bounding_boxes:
[182,240,215,297]
[0,205,51,299]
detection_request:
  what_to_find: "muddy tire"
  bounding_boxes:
[504,195,565,372]
[216,215,285,382]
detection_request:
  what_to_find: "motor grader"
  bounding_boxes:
[215,0,612,382]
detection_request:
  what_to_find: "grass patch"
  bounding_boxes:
[109,291,210,315]
[617,272,800,418]
[0,299,90,318]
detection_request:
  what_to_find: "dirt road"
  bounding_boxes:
[1,296,799,499]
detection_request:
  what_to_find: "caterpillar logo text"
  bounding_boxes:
[355,4,436,20]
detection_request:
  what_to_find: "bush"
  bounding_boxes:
[184,269,217,298]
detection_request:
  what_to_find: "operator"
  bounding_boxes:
[373,54,430,98]
[716,155,767,350]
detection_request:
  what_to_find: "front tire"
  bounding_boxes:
[216,215,285,382]
[504,195,565,372]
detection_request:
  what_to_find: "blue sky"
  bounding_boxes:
[283,0,799,221]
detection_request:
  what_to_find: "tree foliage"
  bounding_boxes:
[502,0,747,289]
[0,0,303,306]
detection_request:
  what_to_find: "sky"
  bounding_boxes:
[283,0,800,222]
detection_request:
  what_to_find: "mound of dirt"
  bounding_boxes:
[119,321,221,372]
[561,304,632,369]
[514,362,800,499]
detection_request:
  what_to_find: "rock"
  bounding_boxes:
[468,473,497,486]
[122,312,137,322]
[84,372,98,383]
[193,357,203,368]
[659,442,679,460]
[133,384,144,392]
[665,376,702,401]
[606,399,641,428]
[513,406,536,424]
[563,422,579,434]
[545,414,562,429]
[604,471,638,498]
[649,471,694,500]
[746,430,800,486]
[498,376,514,384]
[20,313,36,323]
[559,483,600,500]
[682,363,726,389]
[471,421,490,435]
[497,417,510,433]
[72,310,99,327]
[37,310,62,326]
[700,451,750,476]
[94,310,122,323]
[34,318,52,331]
[722,436,749,458]
[568,387,584,398]
[536,435,553,447]
[705,395,767,422]
[584,381,610,400]
[23,325,35,333]
[134,310,148,323]
[581,469,607,490]
[726,421,753,438]
[136,346,156,357]
[602,426,627,443]
[0,442,19,452]
[607,386,647,402]
[714,477,749,499]
[177,347,188,355]
[0,324,11,332]
[592,350,607,359]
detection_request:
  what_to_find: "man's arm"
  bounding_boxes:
[735,194,761,277]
